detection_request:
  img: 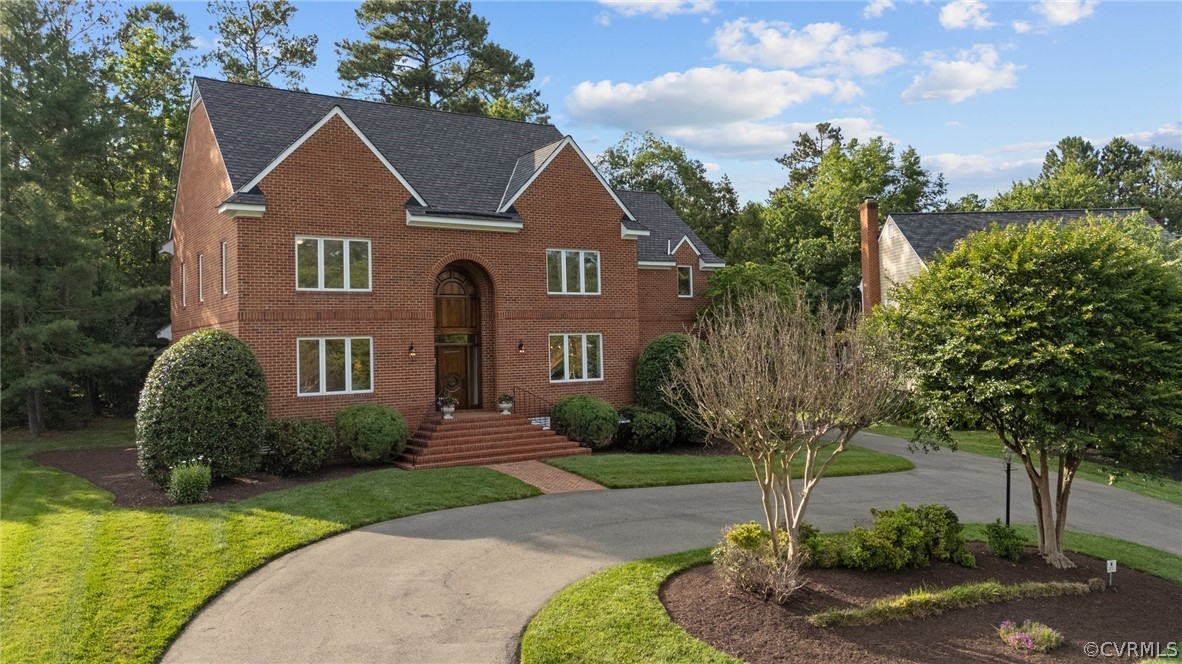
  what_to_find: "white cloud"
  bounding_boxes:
[595,12,612,26]
[1011,20,1032,33]
[664,118,888,159]
[923,152,1042,176]
[946,120,962,127]
[712,19,905,77]
[567,66,862,129]
[863,0,896,18]
[598,0,715,18]
[1119,121,1182,149]
[901,44,1021,103]
[939,0,996,30]
[1032,0,1098,26]
[703,162,721,173]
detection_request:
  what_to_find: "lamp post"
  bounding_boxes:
[1003,447,1014,526]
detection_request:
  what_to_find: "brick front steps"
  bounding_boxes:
[394,410,590,469]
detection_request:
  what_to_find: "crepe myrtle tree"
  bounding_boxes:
[666,292,902,565]
[884,216,1182,568]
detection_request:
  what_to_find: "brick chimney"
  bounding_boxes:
[859,197,882,313]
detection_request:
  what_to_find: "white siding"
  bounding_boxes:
[879,218,926,306]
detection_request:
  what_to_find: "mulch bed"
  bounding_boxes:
[32,446,388,508]
[662,542,1182,663]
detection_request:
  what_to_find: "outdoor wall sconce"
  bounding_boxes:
[517,341,525,354]
[408,344,416,358]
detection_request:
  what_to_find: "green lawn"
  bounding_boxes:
[0,420,541,663]
[867,424,1182,506]
[521,530,1182,664]
[545,445,914,488]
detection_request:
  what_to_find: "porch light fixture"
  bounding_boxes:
[408,344,416,358]
[517,341,525,354]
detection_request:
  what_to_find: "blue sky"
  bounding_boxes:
[178,1,1182,204]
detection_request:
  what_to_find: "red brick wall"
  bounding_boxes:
[171,111,713,424]
[636,241,711,346]
[171,100,239,338]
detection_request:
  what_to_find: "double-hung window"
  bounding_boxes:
[549,333,603,382]
[677,265,693,297]
[297,337,373,395]
[546,249,600,294]
[221,241,228,295]
[181,261,187,307]
[198,254,205,303]
[296,237,371,291]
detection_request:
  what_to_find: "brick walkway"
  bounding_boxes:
[485,460,606,494]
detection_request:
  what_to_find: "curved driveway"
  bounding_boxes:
[165,432,1181,663]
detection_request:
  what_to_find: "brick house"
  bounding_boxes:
[162,78,722,463]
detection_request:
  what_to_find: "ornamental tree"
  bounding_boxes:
[884,216,1182,568]
[668,293,901,569]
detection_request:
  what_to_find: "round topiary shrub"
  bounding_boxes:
[635,333,701,443]
[624,408,676,452]
[262,418,336,475]
[136,330,267,486]
[167,461,212,504]
[335,404,409,463]
[551,395,618,449]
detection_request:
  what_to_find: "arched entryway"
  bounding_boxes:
[434,265,485,409]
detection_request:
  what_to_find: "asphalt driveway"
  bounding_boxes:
[164,431,1182,663]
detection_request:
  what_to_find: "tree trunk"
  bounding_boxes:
[25,389,44,438]
[1026,451,1077,569]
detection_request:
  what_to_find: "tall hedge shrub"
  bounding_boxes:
[552,395,618,449]
[635,333,699,442]
[136,330,267,486]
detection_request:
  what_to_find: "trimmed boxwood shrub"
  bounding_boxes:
[335,404,409,463]
[985,519,1025,561]
[262,418,336,475]
[806,504,975,571]
[552,395,618,449]
[620,408,676,452]
[167,462,211,504]
[635,333,701,442]
[136,330,267,486]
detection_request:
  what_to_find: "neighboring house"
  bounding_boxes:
[858,199,1151,311]
[164,77,723,434]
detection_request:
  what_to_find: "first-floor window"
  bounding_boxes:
[198,254,205,303]
[677,265,692,297]
[298,337,373,395]
[181,261,187,307]
[549,333,602,382]
[221,241,228,295]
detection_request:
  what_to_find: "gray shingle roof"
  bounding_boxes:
[616,190,723,264]
[888,208,1147,262]
[194,77,564,215]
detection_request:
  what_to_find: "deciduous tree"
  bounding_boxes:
[884,216,1182,568]
[668,293,901,577]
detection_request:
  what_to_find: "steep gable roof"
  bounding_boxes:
[194,77,565,215]
[888,208,1147,262]
[616,190,724,266]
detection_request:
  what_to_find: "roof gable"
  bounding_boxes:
[240,105,427,206]
[194,77,565,215]
[497,137,637,222]
[888,208,1147,261]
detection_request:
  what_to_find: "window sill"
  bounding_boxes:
[296,389,375,398]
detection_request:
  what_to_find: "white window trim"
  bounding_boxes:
[181,261,187,307]
[677,265,693,298]
[221,241,228,296]
[546,249,601,295]
[548,333,604,383]
[296,336,375,396]
[198,254,204,303]
[294,236,373,292]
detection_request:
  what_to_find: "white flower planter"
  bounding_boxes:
[441,405,456,420]
[498,402,513,415]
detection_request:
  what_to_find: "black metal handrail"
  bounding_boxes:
[510,386,554,424]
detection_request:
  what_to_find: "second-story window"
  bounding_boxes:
[677,265,692,297]
[296,237,371,291]
[546,249,600,295]
[198,254,205,303]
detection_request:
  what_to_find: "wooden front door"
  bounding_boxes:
[435,267,481,409]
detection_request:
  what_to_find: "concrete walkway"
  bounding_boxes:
[164,431,1181,664]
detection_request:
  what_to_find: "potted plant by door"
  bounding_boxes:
[496,393,514,415]
[438,395,458,420]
